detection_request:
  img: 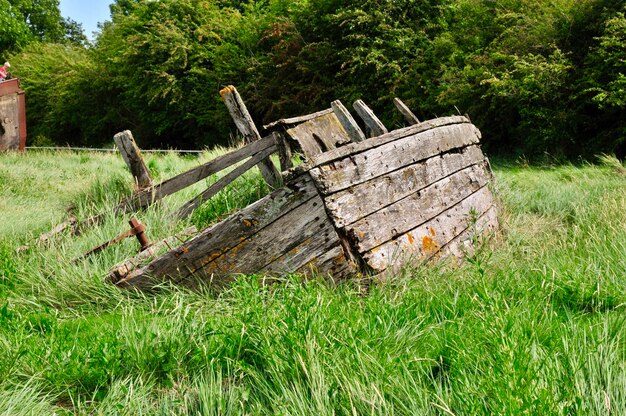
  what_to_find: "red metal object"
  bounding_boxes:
[0,78,27,152]
[75,218,152,261]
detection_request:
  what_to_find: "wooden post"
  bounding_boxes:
[274,131,294,172]
[331,100,366,143]
[114,130,153,190]
[220,86,282,188]
[393,98,420,125]
[353,100,388,138]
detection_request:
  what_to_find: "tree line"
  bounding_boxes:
[3,0,625,159]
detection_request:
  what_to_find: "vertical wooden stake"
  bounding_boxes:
[274,131,293,172]
[220,85,282,188]
[114,130,153,190]
[353,99,388,138]
[331,100,366,143]
[393,98,420,125]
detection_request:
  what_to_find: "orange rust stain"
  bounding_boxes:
[242,218,258,228]
[422,235,440,256]
[407,233,415,245]
[429,227,436,237]
[358,231,365,240]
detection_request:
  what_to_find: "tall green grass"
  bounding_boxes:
[0,150,625,414]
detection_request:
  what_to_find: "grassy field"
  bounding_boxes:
[0,149,625,415]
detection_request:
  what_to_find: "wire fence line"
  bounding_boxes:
[25,146,205,154]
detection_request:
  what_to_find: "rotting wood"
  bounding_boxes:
[108,226,198,284]
[347,162,492,252]
[285,112,352,159]
[114,131,153,190]
[220,85,281,188]
[121,134,277,211]
[263,108,334,130]
[353,100,388,137]
[438,205,498,261]
[275,131,294,172]
[310,122,481,194]
[393,98,420,125]
[116,174,319,289]
[363,186,495,271]
[331,100,366,143]
[324,145,486,227]
[38,216,77,244]
[175,145,277,219]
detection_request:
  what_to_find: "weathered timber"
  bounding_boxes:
[122,134,276,211]
[331,100,366,143]
[324,145,485,227]
[310,122,481,194]
[116,175,320,289]
[286,112,352,159]
[175,145,277,219]
[347,162,492,252]
[306,115,469,169]
[220,86,281,188]
[38,217,77,243]
[109,226,198,283]
[393,97,420,125]
[363,186,495,271]
[275,131,294,172]
[353,100,388,137]
[114,131,153,190]
[438,205,498,261]
[263,108,334,130]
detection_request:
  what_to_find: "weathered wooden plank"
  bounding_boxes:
[114,130,153,190]
[275,131,294,172]
[263,108,334,130]
[286,112,351,159]
[193,195,331,277]
[363,186,495,272]
[123,134,276,210]
[348,162,492,252]
[116,174,317,289]
[353,100,388,137]
[325,145,486,227]
[220,85,281,188]
[393,98,420,125]
[310,122,481,194]
[331,100,366,143]
[294,243,355,279]
[108,226,199,284]
[305,115,469,170]
[175,145,277,219]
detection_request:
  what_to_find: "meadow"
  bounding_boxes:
[0,149,625,415]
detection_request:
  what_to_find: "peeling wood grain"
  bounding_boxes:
[324,145,486,227]
[363,186,495,272]
[393,98,420,125]
[348,162,492,252]
[310,122,481,194]
[263,108,334,130]
[114,130,153,190]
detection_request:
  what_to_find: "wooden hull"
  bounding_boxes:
[116,115,498,289]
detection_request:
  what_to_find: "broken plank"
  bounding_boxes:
[275,131,294,172]
[363,186,495,272]
[353,100,388,137]
[175,145,277,219]
[220,85,281,188]
[324,145,486,227]
[116,174,318,289]
[286,112,352,159]
[263,108,334,130]
[331,100,366,143]
[122,134,276,211]
[393,98,420,125]
[347,162,492,253]
[114,130,153,190]
[310,122,481,194]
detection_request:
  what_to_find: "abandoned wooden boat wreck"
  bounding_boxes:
[112,88,498,289]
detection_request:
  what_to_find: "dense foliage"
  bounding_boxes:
[5,0,626,157]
